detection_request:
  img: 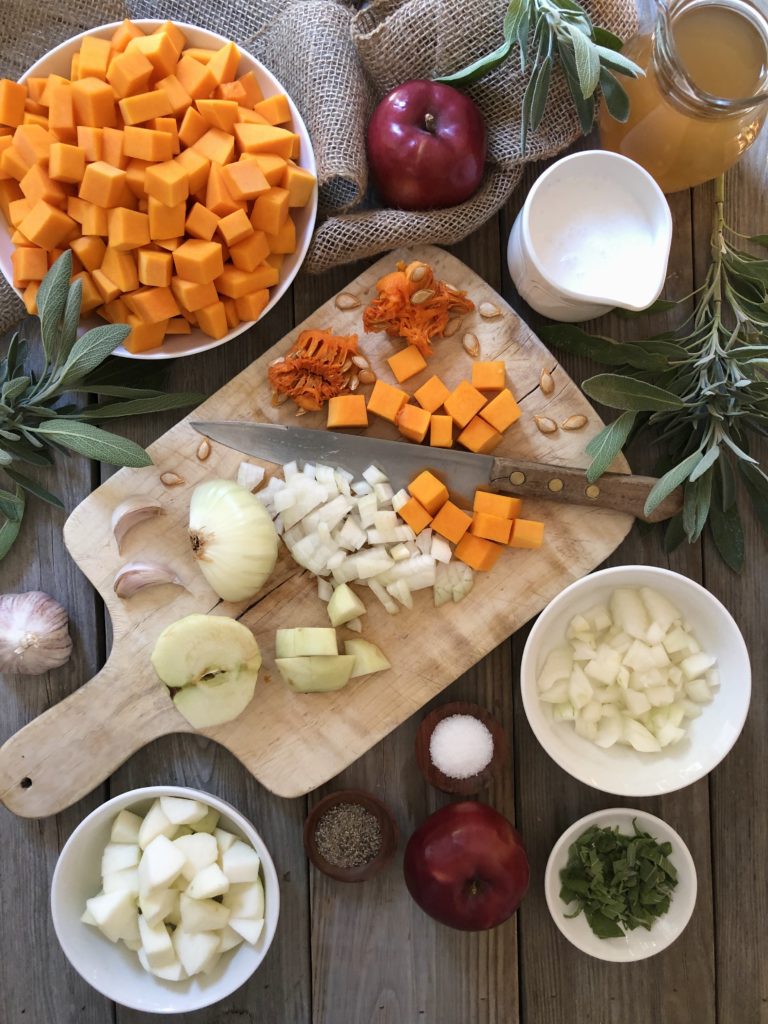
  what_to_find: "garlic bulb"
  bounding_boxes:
[0,591,73,675]
[188,479,278,602]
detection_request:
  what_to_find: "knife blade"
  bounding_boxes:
[191,421,682,523]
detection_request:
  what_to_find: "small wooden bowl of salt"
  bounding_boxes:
[415,701,509,795]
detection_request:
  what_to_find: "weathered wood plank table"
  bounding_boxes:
[2,129,766,1023]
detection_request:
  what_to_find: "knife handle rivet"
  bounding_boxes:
[548,478,564,493]
[585,484,601,499]
[509,471,526,485]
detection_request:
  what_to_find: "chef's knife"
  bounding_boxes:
[191,421,682,523]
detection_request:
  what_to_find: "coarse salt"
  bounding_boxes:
[429,714,494,780]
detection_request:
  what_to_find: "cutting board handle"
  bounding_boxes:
[0,656,184,819]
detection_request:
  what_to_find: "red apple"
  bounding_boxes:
[403,801,529,931]
[367,80,487,211]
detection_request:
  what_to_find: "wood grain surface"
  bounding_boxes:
[0,246,632,818]
[2,128,767,1024]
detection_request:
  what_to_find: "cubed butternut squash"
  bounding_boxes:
[101,127,128,169]
[228,228,269,272]
[454,533,503,571]
[148,196,186,239]
[387,345,427,384]
[215,263,275,298]
[144,158,189,206]
[253,152,287,186]
[205,161,243,216]
[185,201,218,241]
[473,492,522,519]
[11,245,48,286]
[111,20,145,54]
[0,80,27,128]
[206,42,240,87]
[79,37,112,81]
[282,163,316,207]
[155,74,193,116]
[18,201,76,249]
[178,106,209,148]
[124,285,180,323]
[174,146,209,193]
[237,72,263,107]
[396,403,431,443]
[397,497,432,536]
[366,379,408,424]
[48,142,85,184]
[250,186,289,235]
[235,287,269,321]
[217,208,252,247]
[91,267,122,303]
[70,234,106,272]
[125,32,179,80]
[119,89,173,125]
[80,201,109,236]
[123,126,175,162]
[79,160,127,207]
[14,124,53,167]
[192,127,235,165]
[408,471,449,516]
[107,50,153,99]
[429,414,453,448]
[508,518,545,549]
[172,238,224,284]
[327,394,368,430]
[170,276,219,312]
[196,299,229,339]
[166,316,192,334]
[47,83,76,143]
[174,55,216,100]
[234,122,294,158]
[137,248,173,287]
[457,416,503,454]
[19,163,67,206]
[196,98,239,133]
[414,374,450,414]
[76,125,102,162]
[72,78,117,128]
[253,94,291,125]
[265,214,295,254]
[478,388,521,433]
[431,501,473,545]
[124,316,168,353]
[22,281,39,314]
[108,207,150,250]
[472,361,506,391]
[444,380,487,428]
[153,20,186,55]
[71,270,102,313]
[221,158,269,201]
[470,512,512,545]
[102,248,139,292]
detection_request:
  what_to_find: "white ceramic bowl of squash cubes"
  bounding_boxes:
[1,19,317,359]
[520,565,751,797]
[51,786,279,1013]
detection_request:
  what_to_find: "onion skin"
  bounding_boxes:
[188,480,278,602]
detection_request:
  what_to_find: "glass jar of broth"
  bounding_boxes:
[599,0,768,193]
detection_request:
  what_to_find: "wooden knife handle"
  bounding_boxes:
[489,457,683,523]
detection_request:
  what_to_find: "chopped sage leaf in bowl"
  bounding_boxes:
[544,808,697,962]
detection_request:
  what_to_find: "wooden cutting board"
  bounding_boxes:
[0,246,633,818]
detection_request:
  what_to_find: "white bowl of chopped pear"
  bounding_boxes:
[521,565,751,796]
[51,786,279,1013]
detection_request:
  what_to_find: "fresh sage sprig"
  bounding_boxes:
[542,174,768,572]
[0,252,204,561]
[435,0,643,150]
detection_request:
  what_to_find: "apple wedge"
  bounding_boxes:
[275,655,356,693]
[275,627,338,658]
[344,639,391,677]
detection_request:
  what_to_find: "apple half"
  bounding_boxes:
[151,614,262,728]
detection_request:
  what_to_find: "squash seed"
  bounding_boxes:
[196,438,211,462]
[358,369,377,385]
[410,288,435,305]
[407,264,427,282]
[335,292,361,310]
[540,368,554,395]
[352,354,370,369]
[271,390,288,407]
[160,471,185,487]
[348,373,360,391]
[534,415,558,435]
[443,317,463,337]
[462,332,480,358]
[479,301,502,319]
[562,414,588,431]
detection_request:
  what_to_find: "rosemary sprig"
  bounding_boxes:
[0,252,204,562]
[542,174,768,572]
[435,0,643,151]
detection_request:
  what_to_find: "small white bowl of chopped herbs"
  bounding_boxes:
[544,808,697,962]
[520,565,751,796]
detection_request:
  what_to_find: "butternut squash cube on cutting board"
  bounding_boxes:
[457,415,503,455]
[366,380,409,424]
[473,492,522,519]
[431,501,473,545]
[327,394,368,430]
[396,403,431,443]
[454,533,503,571]
[429,414,453,448]
[479,389,521,433]
[387,345,427,384]
[444,380,487,429]
[408,471,449,516]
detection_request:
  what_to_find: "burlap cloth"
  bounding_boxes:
[0,0,636,334]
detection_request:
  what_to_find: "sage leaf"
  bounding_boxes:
[435,34,516,84]
[583,374,686,411]
[584,411,637,481]
[570,23,600,97]
[541,324,672,369]
[594,43,644,77]
[558,42,596,132]
[1,376,30,403]
[682,470,712,542]
[529,53,552,130]
[4,468,64,509]
[59,278,83,361]
[37,251,72,366]
[62,392,205,420]
[32,420,152,468]
[663,513,686,553]
[592,25,623,50]
[689,444,720,481]
[54,324,131,392]
[599,68,630,122]
[0,486,24,560]
[0,486,24,520]
[709,484,745,572]
[644,451,703,518]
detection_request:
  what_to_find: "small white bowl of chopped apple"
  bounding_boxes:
[50,786,279,1013]
[521,565,751,796]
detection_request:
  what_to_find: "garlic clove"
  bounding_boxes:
[111,496,164,554]
[0,591,72,675]
[113,563,185,599]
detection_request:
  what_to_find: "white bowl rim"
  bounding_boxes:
[520,564,751,796]
[544,806,698,962]
[5,19,318,360]
[50,784,280,1013]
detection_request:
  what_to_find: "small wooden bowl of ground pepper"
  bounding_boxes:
[304,789,398,882]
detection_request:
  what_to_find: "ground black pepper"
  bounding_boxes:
[314,802,382,869]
